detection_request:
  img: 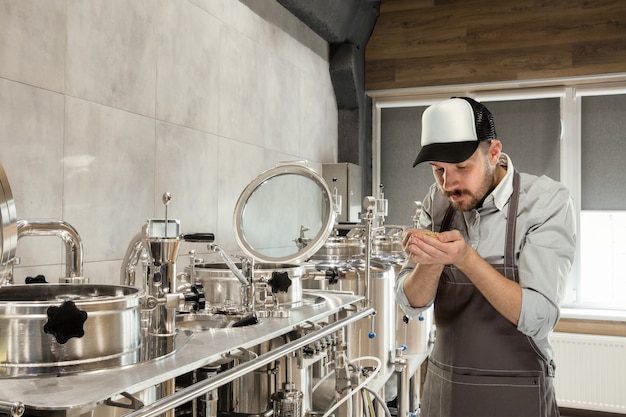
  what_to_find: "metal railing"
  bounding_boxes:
[122,306,375,417]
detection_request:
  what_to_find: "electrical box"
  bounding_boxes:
[322,163,362,223]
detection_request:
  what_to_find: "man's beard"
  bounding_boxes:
[443,163,495,211]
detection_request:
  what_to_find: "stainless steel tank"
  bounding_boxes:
[303,259,395,417]
[176,337,281,417]
[371,234,433,356]
[303,261,395,374]
[308,237,364,263]
[186,263,304,311]
[0,283,142,377]
[371,235,404,261]
[347,262,395,376]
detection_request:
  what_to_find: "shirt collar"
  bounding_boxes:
[487,153,514,211]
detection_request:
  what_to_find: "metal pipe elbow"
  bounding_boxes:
[17,219,84,280]
[120,229,146,286]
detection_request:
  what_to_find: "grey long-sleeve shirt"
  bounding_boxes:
[395,155,577,361]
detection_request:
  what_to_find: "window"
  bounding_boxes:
[580,211,626,308]
[578,92,626,309]
[371,77,626,312]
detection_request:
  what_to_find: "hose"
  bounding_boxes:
[321,355,382,417]
[362,385,393,417]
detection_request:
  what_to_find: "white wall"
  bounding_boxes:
[0,0,338,285]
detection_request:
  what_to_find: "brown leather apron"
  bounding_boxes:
[421,171,559,417]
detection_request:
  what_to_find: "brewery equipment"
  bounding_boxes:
[120,193,213,362]
[0,163,85,285]
[16,219,84,283]
[302,188,434,417]
[0,283,142,377]
[0,162,373,417]
[0,162,17,286]
[183,261,304,316]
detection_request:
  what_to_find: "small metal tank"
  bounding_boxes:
[307,236,364,263]
[185,263,304,311]
[0,283,142,377]
[371,233,433,356]
[349,261,395,375]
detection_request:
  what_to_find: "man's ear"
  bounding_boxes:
[489,140,502,163]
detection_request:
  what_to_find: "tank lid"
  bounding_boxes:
[233,163,336,264]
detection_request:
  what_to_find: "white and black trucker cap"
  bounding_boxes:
[412,97,497,167]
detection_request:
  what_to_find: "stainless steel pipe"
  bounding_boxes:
[122,306,375,417]
[0,400,25,417]
[16,219,83,280]
[121,228,145,286]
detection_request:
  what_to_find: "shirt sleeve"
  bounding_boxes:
[516,179,577,339]
[394,184,438,316]
[395,260,434,317]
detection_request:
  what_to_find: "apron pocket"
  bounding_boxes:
[424,365,545,417]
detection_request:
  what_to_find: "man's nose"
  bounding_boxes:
[441,171,458,191]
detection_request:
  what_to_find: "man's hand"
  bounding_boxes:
[403,229,469,267]
[404,229,522,325]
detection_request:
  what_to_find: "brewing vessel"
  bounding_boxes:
[0,283,141,377]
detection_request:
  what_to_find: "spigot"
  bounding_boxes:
[393,345,408,372]
[412,201,423,229]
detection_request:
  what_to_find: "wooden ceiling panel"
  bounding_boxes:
[379,0,433,14]
[366,28,467,61]
[366,0,626,90]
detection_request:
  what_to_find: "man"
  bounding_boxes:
[395,97,576,417]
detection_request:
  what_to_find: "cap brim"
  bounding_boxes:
[412,141,480,167]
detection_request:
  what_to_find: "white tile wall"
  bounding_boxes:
[65,0,158,117]
[156,0,221,133]
[0,0,66,93]
[0,0,337,286]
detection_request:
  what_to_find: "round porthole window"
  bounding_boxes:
[233,163,336,264]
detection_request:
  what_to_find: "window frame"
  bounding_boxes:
[369,73,626,320]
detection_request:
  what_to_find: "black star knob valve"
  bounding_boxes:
[268,271,292,293]
[43,300,88,344]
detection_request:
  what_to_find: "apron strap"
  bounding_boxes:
[504,171,521,281]
[440,205,456,233]
[437,170,521,281]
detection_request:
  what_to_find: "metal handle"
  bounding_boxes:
[0,400,25,417]
[121,306,375,417]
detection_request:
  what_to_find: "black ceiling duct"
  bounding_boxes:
[277,0,380,195]
[276,0,380,109]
